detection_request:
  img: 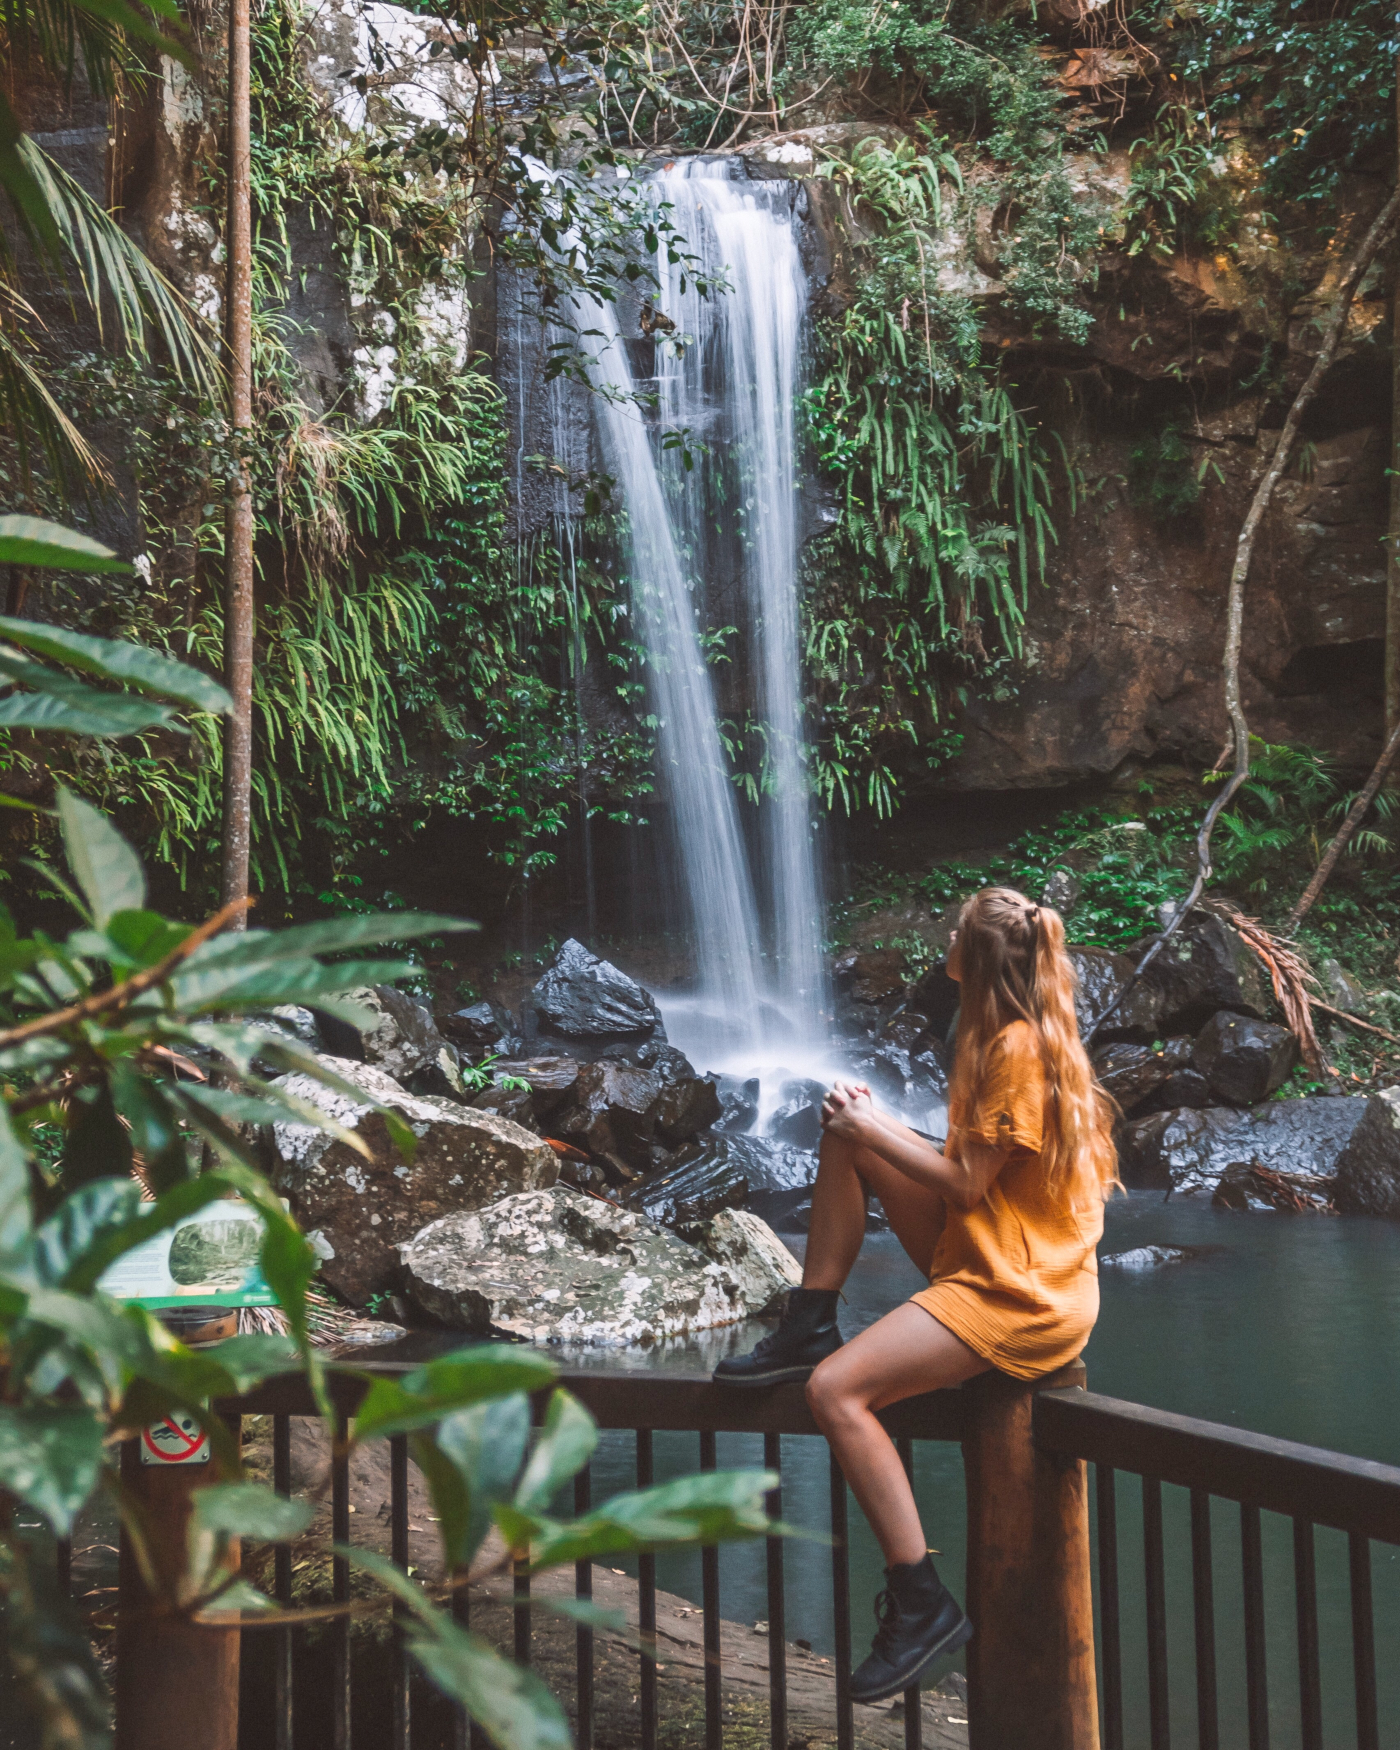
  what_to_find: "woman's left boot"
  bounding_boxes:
[849,1553,972,1704]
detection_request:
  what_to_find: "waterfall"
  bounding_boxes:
[583,159,825,1051]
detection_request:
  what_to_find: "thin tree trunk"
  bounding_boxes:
[221,0,254,924]
[1388,58,1400,748]
[1286,717,1400,932]
[1088,184,1400,1041]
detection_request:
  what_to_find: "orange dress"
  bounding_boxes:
[910,1019,1103,1380]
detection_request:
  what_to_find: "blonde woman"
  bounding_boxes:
[715,888,1117,1702]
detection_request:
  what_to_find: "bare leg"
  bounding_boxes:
[806,1303,989,1565]
[802,1126,948,1290]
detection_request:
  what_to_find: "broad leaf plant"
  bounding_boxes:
[0,518,777,1749]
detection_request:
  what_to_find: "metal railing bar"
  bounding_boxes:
[637,1429,658,1750]
[514,1557,531,1668]
[332,1411,351,1750]
[451,1561,475,1750]
[55,1535,71,1597]
[830,1450,854,1750]
[1240,1504,1270,1750]
[1096,1464,1124,1750]
[574,1465,594,1750]
[273,1412,293,1750]
[1036,1390,1400,1545]
[1347,1533,1378,1750]
[896,1435,922,1750]
[763,1432,787,1750]
[1142,1476,1171,1750]
[391,1434,411,1750]
[1188,1489,1218,1750]
[1292,1519,1322,1750]
[700,1430,723,1750]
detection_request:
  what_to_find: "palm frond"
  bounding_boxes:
[16,138,219,395]
[0,284,106,485]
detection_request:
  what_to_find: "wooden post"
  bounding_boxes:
[962,1360,1098,1750]
[114,1313,242,1750]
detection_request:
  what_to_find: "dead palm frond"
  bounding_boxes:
[1208,898,1327,1076]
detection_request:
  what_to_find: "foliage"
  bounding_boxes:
[1121,119,1236,260]
[1128,419,1224,521]
[800,135,1064,818]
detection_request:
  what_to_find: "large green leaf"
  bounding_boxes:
[55,787,146,925]
[52,1171,243,1294]
[0,1533,110,1750]
[0,515,130,573]
[0,1404,105,1534]
[198,1333,302,1392]
[0,615,231,712]
[0,662,175,736]
[32,1176,144,1287]
[419,1391,531,1567]
[193,1483,313,1542]
[513,1389,597,1514]
[0,1100,34,1282]
[168,956,418,1013]
[353,1348,557,1443]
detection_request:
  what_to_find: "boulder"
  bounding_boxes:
[527,939,663,1043]
[687,1208,802,1316]
[1094,1039,1195,1118]
[268,1054,558,1304]
[1321,958,1367,1015]
[487,1058,581,1122]
[715,1074,760,1133]
[1118,1097,1369,1195]
[1137,914,1269,1033]
[628,1132,814,1230]
[1041,868,1081,913]
[553,1060,665,1176]
[344,985,453,1082]
[470,1086,543,1133]
[1099,1245,1212,1269]
[833,948,909,1006]
[1069,947,1164,1043]
[1191,1012,1299,1107]
[440,1000,509,1053]
[1212,1161,1335,1214]
[765,1077,826,1150]
[1333,1088,1400,1217]
[905,962,961,1040]
[399,1186,776,1344]
[601,1039,697,1081]
[651,1075,723,1145]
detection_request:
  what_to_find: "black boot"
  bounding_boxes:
[712,1287,843,1387]
[849,1554,972,1704]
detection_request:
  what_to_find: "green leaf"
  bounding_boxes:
[0,1404,105,1534]
[0,515,130,573]
[513,1390,597,1513]
[0,615,231,712]
[0,1532,110,1750]
[103,909,193,968]
[195,1578,281,1619]
[169,956,418,1013]
[193,1483,313,1542]
[33,1176,144,1287]
[199,1332,301,1391]
[54,1171,241,1294]
[109,1064,188,1192]
[56,787,146,925]
[419,1391,530,1567]
[0,666,175,736]
[0,1099,34,1281]
[353,1348,557,1443]
[180,913,475,974]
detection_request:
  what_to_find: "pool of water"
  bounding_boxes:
[577,1193,1400,1747]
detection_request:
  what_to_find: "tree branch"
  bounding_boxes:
[1285,717,1400,932]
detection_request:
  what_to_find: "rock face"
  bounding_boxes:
[527,939,663,1043]
[1333,1088,1400,1217]
[833,949,908,1006]
[554,1061,666,1175]
[1070,948,1163,1042]
[399,1186,788,1343]
[1139,915,1269,1034]
[1094,1039,1198,1119]
[689,1209,802,1315]
[268,1054,557,1304]
[628,1133,814,1230]
[1191,1012,1299,1107]
[766,1078,826,1150]
[1118,1097,1369,1195]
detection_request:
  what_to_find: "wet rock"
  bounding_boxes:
[766,1078,826,1150]
[715,1074,760,1133]
[553,1060,665,1176]
[1139,914,1269,1033]
[470,1086,542,1133]
[1070,948,1164,1043]
[268,1005,319,1046]
[1333,1087,1400,1217]
[905,962,961,1040]
[651,1075,723,1145]
[600,1039,697,1081]
[1212,1161,1335,1214]
[400,1186,770,1344]
[1117,1097,1369,1195]
[1093,1039,1195,1118]
[556,1154,612,1195]
[268,1054,558,1305]
[833,948,908,1006]
[527,939,663,1043]
[1099,1244,1212,1269]
[1321,958,1367,1015]
[345,985,452,1082]
[910,1037,951,1102]
[1191,1012,1299,1107]
[628,1133,813,1230]
[404,1045,471,1104]
[686,1209,802,1317]
[440,1001,509,1053]
[487,1058,581,1122]
[870,1010,930,1087]
[1041,868,1081,913]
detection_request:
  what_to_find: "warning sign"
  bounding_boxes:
[140,1414,211,1466]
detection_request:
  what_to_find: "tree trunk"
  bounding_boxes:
[1388,58,1400,750]
[221,0,254,923]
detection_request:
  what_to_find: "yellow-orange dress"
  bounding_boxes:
[910,1019,1103,1379]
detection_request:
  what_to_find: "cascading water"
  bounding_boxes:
[584,159,826,1056]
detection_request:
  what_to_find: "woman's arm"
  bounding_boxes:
[821,1081,1011,1211]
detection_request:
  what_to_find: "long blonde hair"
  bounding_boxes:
[947,886,1118,1201]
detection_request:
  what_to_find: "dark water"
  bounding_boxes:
[581,1193,1400,1747]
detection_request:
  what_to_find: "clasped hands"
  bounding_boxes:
[821,1077,880,1142]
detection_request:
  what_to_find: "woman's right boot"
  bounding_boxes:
[712,1287,842,1387]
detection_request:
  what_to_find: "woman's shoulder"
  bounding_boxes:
[990,1018,1042,1065]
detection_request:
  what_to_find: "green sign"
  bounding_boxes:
[99,1199,279,1309]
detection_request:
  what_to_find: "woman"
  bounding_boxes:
[714,888,1118,1703]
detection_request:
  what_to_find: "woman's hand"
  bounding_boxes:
[821,1078,876,1142]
